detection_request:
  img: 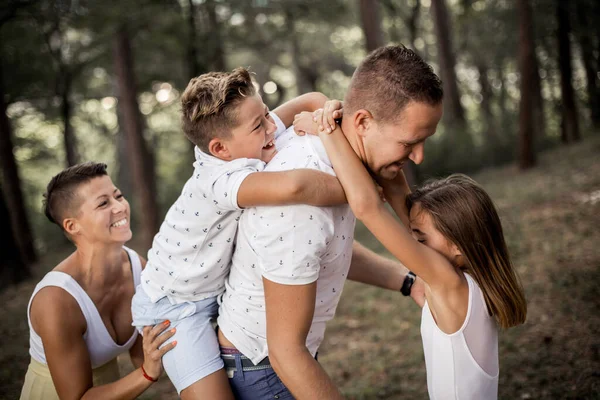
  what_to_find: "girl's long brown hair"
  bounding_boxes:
[406,174,527,328]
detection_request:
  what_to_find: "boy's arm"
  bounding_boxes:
[237,169,346,208]
[272,92,329,127]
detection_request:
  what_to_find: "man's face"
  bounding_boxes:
[362,101,443,180]
[222,93,277,163]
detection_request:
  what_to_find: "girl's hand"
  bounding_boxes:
[315,100,343,133]
[141,321,177,381]
[293,111,318,136]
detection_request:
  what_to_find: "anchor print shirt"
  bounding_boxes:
[217,125,356,365]
[141,113,287,304]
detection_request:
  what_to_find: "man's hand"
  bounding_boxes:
[410,276,426,308]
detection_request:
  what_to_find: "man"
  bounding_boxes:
[217,45,444,399]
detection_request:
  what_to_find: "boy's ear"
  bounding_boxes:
[208,138,232,160]
[353,109,374,138]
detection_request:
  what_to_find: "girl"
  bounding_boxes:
[301,107,527,399]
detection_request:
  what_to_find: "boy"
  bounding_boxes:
[131,68,345,399]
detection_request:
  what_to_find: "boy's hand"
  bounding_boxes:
[293,111,318,136]
[315,100,343,133]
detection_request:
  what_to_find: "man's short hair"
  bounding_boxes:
[43,162,108,229]
[344,45,443,123]
[180,67,257,152]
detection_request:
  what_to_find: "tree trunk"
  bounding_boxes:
[359,0,417,186]
[531,43,546,145]
[61,71,78,167]
[430,0,465,126]
[206,0,225,71]
[0,62,36,270]
[557,1,580,143]
[476,62,501,164]
[285,10,318,95]
[517,0,536,169]
[0,182,28,287]
[407,0,421,52]
[114,26,160,250]
[574,1,600,129]
[359,0,384,52]
[185,0,200,79]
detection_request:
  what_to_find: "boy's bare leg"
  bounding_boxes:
[179,369,234,400]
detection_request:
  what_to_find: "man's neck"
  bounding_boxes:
[340,118,367,164]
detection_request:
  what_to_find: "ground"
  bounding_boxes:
[1,137,599,399]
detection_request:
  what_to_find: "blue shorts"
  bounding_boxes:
[131,286,223,394]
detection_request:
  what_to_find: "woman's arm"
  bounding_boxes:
[317,127,458,289]
[237,169,346,208]
[30,288,175,400]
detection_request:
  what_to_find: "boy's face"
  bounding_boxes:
[362,101,443,180]
[222,93,277,163]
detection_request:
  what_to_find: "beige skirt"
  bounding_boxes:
[20,357,121,400]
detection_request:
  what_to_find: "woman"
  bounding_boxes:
[20,162,176,400]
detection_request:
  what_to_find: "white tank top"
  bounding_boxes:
[421,273,499,400]
[27,247,141,369]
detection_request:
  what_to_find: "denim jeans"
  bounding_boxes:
[225,352,294,400]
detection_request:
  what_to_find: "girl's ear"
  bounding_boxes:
[208,138,232,160]
[450,243,465,268]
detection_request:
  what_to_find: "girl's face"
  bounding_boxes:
[66,176,132,245]
[409,203,464,268]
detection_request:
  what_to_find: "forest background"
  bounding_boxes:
[1,0,599,399]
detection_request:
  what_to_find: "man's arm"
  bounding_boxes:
[349,241,425,307]
[273,92,329,127]
[264,278,344,400]
[237,169,346,208]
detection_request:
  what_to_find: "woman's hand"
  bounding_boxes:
[141,321,177,380]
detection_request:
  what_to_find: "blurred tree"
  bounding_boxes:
[573,0,600,129]
[556,0,580,143]
[184,0,201,79]
[430,0,465,127]
[517,0,536,169]
[0,182,28,286]
[114,25,159,250]
[0,59,36,272]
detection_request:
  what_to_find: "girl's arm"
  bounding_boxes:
[317,127,459,289]
[237,169,346,208]
[377,171,412,229]
[30,288,175,400]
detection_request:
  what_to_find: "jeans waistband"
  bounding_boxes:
[220,348,272,372]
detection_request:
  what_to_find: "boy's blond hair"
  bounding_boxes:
[180,67,256,152]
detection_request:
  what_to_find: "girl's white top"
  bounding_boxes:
[421,273,499,399]
[27,246,141,369]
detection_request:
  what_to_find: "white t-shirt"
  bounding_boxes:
[421,273,499,399]
[141,113,287,304]
[217,126,356,365]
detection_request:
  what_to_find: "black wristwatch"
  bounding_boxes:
[400,271,416,296]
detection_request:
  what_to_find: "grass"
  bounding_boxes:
[2,136,599,399]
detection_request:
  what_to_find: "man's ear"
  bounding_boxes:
[353,109,374,138]
[63,217,80,237]
[208,137,232,161]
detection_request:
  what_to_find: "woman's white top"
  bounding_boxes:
[421,273,499,400]
[27,247,141,369]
